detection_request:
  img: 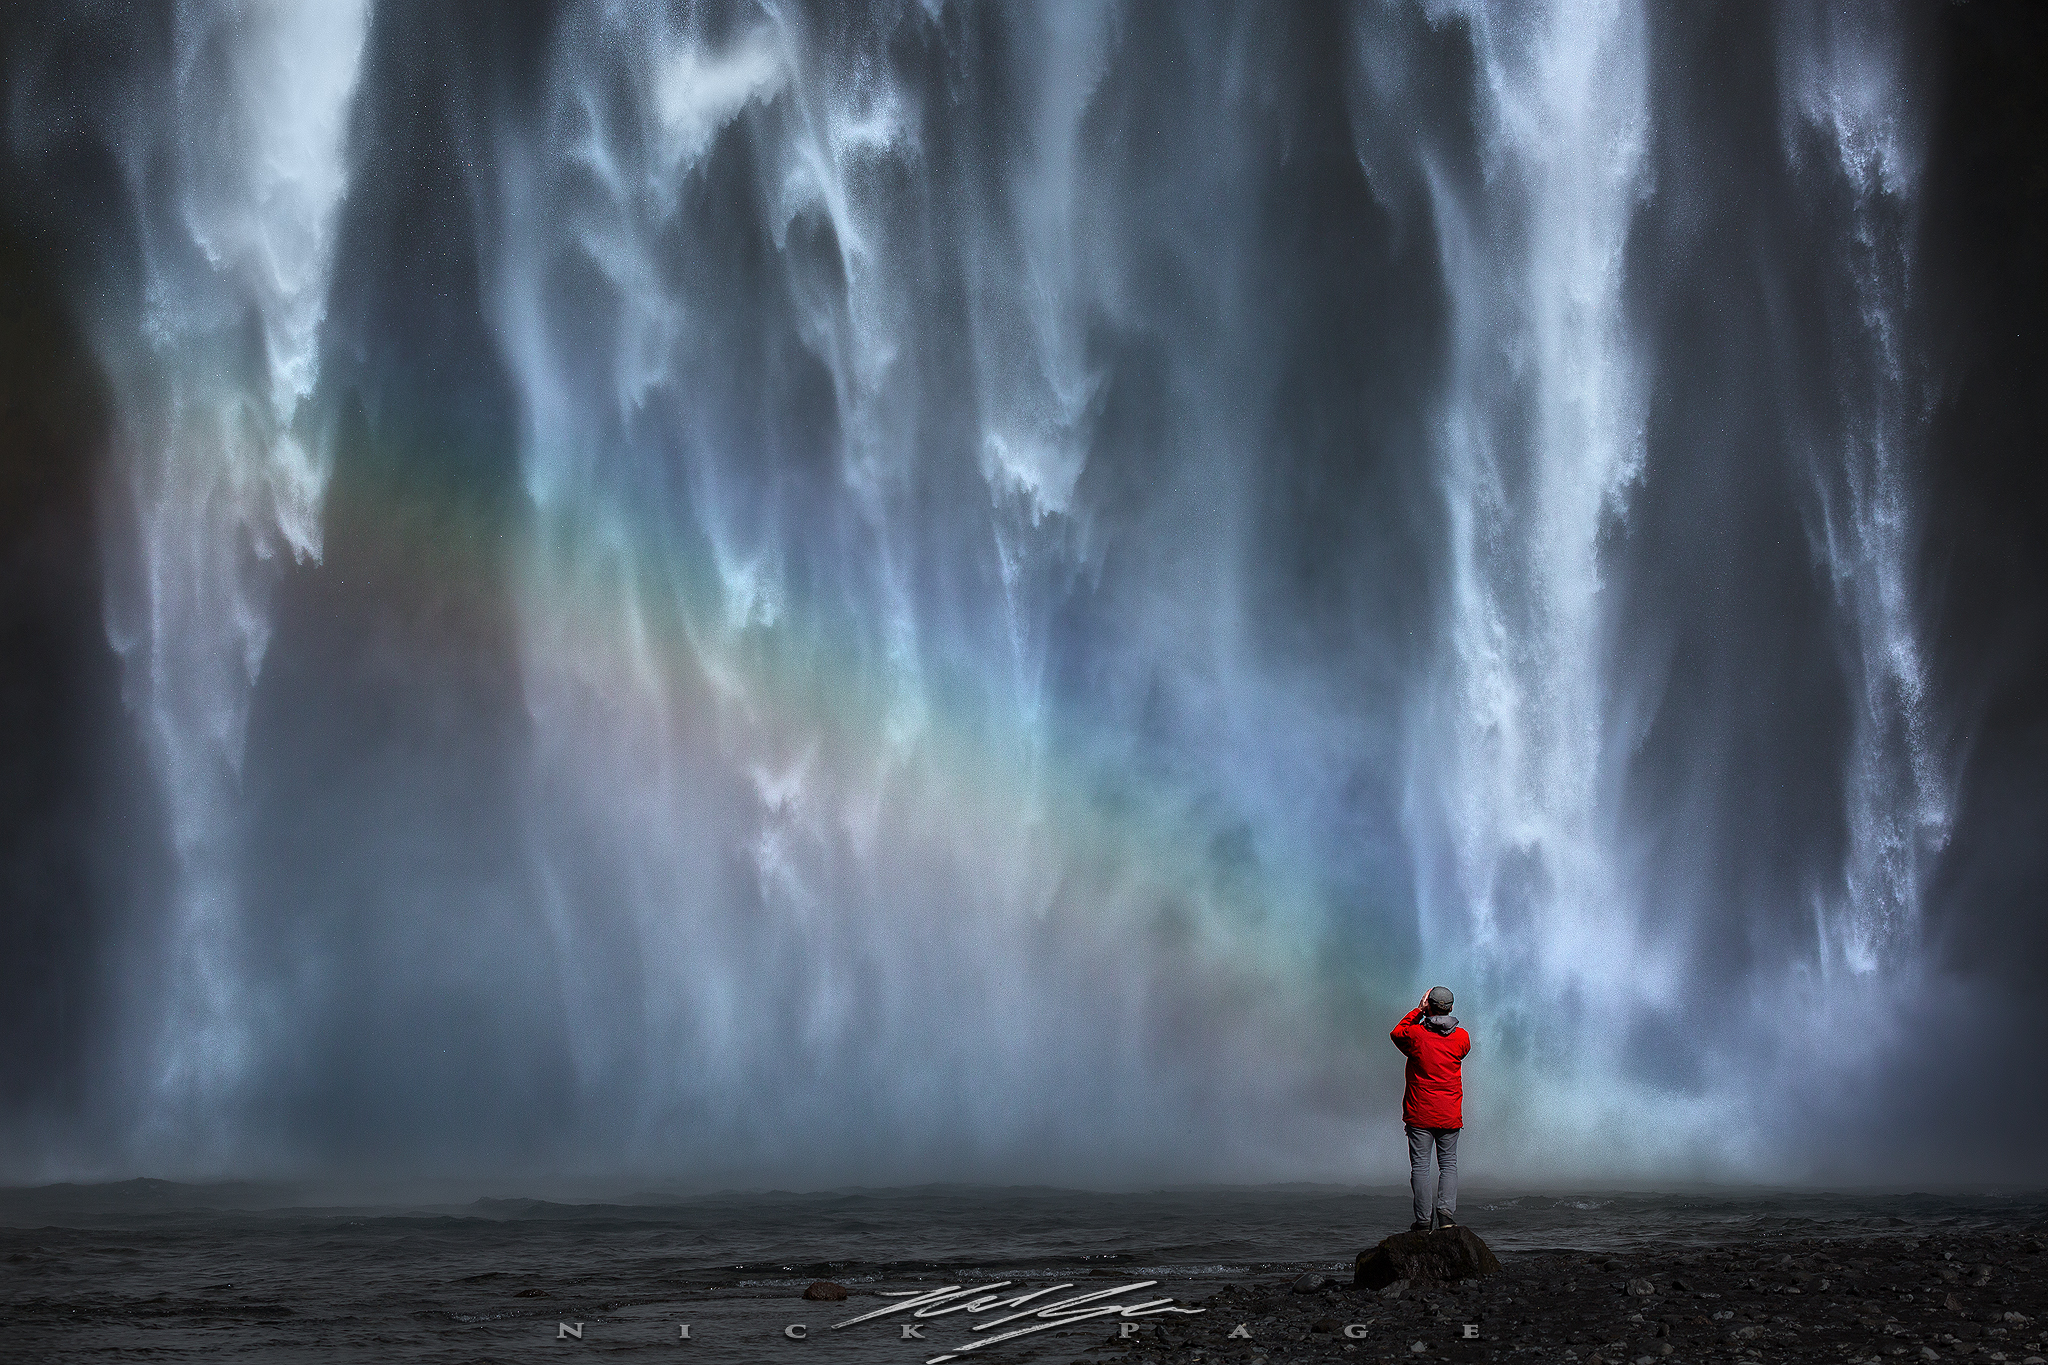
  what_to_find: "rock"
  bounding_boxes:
[1292,1272,1328,1293]
[1354,1226,1503,1290]
[802,1280,848,1301]
[1628,1277,1656,1296]
[1379,1278,1409,1299]
[513,1287,550,1298]
[1311,1317,1341,1333]
[1946,1292,1965,1311]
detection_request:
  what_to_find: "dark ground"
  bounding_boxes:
[1073,1224,2048,1365]
[3,1193,2046,1362]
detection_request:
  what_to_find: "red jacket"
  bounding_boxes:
[1391,1008,1470,1129]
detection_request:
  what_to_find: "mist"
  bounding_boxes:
[2,0,2044,1190]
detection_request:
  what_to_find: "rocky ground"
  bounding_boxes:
[1070,1223,2048,1365]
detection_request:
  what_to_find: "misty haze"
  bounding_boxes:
[2,0,2045,1200]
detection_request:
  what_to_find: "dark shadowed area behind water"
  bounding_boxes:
[4,1183,2045,1363]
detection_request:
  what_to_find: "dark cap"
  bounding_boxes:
[1426,985,1454,1011]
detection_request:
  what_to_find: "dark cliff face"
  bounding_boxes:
[0,2,155,1160]
[0,220,101,1112]
[0,218,159,1148]
[1920,5,2048,989]
[1892,0,2048,1175]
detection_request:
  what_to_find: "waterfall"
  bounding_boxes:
[1775,0,1950,978]
[481,2,1364,1182]
[1383,0,1948,1173]
[1384,0,1684,1158]
[0,0,1980,1183]
[89,0,370,1160]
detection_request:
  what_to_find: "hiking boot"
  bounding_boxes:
[1409,1221,1431,1233]
[1434,1211,1457,1229]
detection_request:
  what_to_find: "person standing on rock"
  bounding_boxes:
[1391,985,1470,1233]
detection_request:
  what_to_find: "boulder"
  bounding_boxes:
[1354,1226,1502,1290]
[802,1280,848,1301]
[1292,1273,1328,1293]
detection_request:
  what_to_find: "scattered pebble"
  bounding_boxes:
[1083,1220,2048,1365]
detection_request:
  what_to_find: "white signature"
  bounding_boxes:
[833,1277,1205,1363]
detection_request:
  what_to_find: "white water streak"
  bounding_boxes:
[1395,0,1944,1172]
[1405,0,1653,993]
[100,0,369,1157]
[1386,0,1770,1171]
[1777,0,1950,978]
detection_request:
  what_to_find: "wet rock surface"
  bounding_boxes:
[1074,1224,2048,1364]
[1356,1227,1504,1289]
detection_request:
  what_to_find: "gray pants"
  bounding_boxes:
[1406,1124,1459,1226]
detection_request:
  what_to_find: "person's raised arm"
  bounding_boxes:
[1390,998,1427,1053]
